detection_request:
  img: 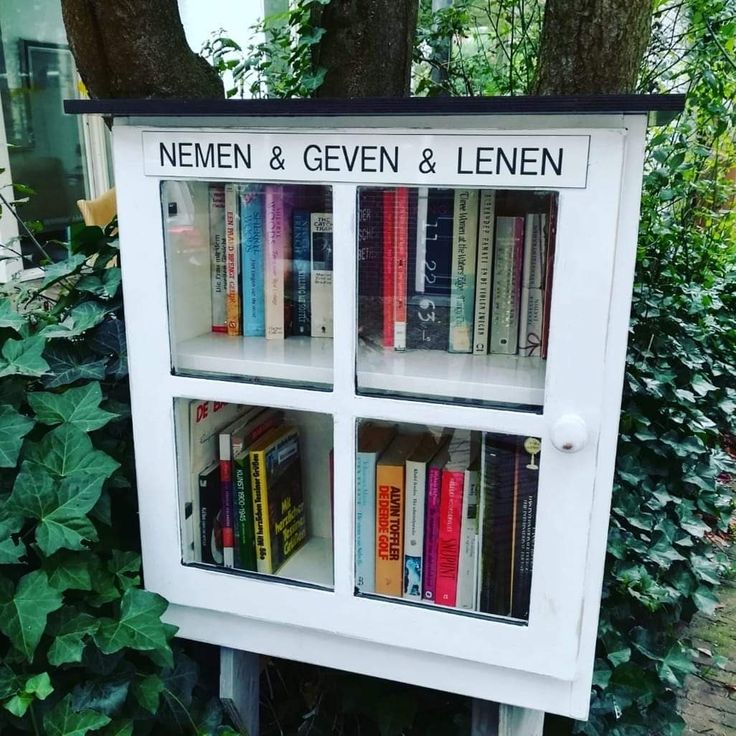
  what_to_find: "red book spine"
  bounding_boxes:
[382,190,395,348]
[435,469,464,606]
[219,458,234,555]
[422,464,442,601]
[393,187,408,351]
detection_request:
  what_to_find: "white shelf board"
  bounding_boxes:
[176,333,333,385]
[357,346,545,406]
[276,535,333,588]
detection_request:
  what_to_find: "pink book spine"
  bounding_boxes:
[382,190,395,348]
[422,464,443,601]
[393,187,408,351]
[265,186,286,339]
[511,217,525,324]
[435,469,465,607]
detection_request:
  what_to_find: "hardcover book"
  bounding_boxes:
[490,216,525,355]
[224,183,241,336]
[456,452,480,609]
[209,183,227,334]
[449,189,479,353]
[422,440,450,602]
[472,190,495,355]
[241,186,265,337]
[292,209,311,336]
[199,461,223,566]
[310,212,333,337]
[357,190,384,348]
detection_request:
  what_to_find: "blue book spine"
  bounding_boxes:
[241,187,265,337]
[292,210,311,336]
[355,451,377,593]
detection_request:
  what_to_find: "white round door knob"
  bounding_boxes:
[551,414,588,453]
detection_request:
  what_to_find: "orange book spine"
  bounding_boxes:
[225,184,241,336]
[375,462,404,596]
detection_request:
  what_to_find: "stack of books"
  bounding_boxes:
[356,422,540,620]
[358,187,557,358]
[206,183,333,340]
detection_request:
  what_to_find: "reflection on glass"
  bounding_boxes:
[356,187,557,408]
[163,181,333,388]
[356,420,540,621]
[176,398,334,588]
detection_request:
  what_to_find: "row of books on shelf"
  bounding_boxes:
[358,187,557,357]
[187,399,309,574]
[208,183,334,340]
[356,423,539,619]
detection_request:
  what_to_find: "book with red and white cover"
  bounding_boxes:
[208,183,227,334]
[393,187,409,351]
[382,189,395,348]
[264,185,291,339]
[224,184,241,336]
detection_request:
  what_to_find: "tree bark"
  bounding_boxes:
[61,0,223,99]
[535,0,652,95]
[313,0,419,97]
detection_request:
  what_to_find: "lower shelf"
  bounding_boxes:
[278,535,333,588]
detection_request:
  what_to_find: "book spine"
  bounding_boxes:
[264,185,286,340]
[422,465,442,601]
[382,189,395,348]
[357,191,384,347]
[292,210,311,336]
[542,203,557,359]
[355,452,377,592]
[403,458,427,599]
[522,213,545,290]
[199,465,223,566]
[218,434,235,568]
[393,187,409,351]
[209,184,227,334]
[224,184,241,336]
[449,189,479,353]
[435,469,465,606]
[250,448,273,573]
[241,187,265,337]
[233,454,256,570]
[310,212,333,337]
[456,467,480,609]
[472,190,495,355]
[518,287,544,357]
[375,463,404,596]
[490,216,525,355]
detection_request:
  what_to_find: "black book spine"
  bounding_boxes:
[357,190,384,347]
[199,465,223,566]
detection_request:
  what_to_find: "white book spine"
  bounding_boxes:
[403,458,427,600]
[310,212,333,337]
[414,187,429,293]
[522,213,545,289]
[456,467,480,610]
[209,184,227,333]
[490,216,523,354]
[472,190,495,355]
[519,286,544,357]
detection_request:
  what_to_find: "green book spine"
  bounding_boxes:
[234,452,257,570]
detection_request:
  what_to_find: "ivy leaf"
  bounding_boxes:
[43,694,111,736]
[0,570,63,660]
[94,588,171,656]
[0,517,25,564]
[72,679,129,717]
[658,644,696,687]
[0,299,27,333]
[39,253,86,289]
[690,376,717,396]
[48,610,99,666]
[692,586,719,615]
[0,663,20,699]
[29,382,117,432]
[99,719,134,736]
[0,336,49,378]
[75,269,122,300]
[42,344,108,388]
[0,405,34,467]
[132,675,164,714]
[45,551,93,592]
[41,302,109,339]
[108,551,141,592]
[89,319,127,380]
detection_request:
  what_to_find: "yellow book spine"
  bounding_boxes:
[250,448,272,573]
[375,463,404,596]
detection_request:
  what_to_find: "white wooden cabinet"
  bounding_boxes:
[67,96,682,720]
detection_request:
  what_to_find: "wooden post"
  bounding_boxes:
[472,700,544,736]
[220,648,260,736]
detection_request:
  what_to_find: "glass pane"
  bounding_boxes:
[356,187,557,410]
[164,181,333,389]
[355,419,540,622]
[176,398,334,588]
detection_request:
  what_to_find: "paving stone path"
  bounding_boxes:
[678,542,736,735]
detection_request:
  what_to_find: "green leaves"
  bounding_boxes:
[29,382,117,431]
[0,571,63,660]
[44,694,111,736]
[0,336,49,378]
[2,672,53,718]
[48,610,99,666]
[0,404,34,467]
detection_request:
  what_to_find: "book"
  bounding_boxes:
[518,213,546,357]
[224,183,241,336]
[241,186,265,337]
[209,183,227,334]
[382,189,395,348]
[407,188,453,351]
[199,461,223,565]
[422,440,450,602]
[357,190,384,348]
[375,433,420,596]
[519,287,544,357]
[250,425,307,574]
[264,185,291,340]
[355,423,397,593]
[292,209,311,336]
[435,429,472,607]
[456,451,480,609]
[403,432,443,600]
[490,216,524,355]
[472,190,495,355]
[310,212,333,337]
[541,198,558,359]
[393,187,409,351]
[449,189,479,353]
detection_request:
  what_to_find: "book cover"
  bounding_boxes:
[375,433,420,596]
[393,187,409,351]
[357,189,384,349]
[209,183,227,334]
[519,287,544,357]
[541,199,558,359]
[310,212,333,337]
[355,423,397,593]
[407,188,453,350]
[224,183,241,336]
[472,190,495,355]
[422,440,450,602]
[292,209,311,336]
[382,189,395,348]
[199,461,223,566]
[264,185,291,340]
[490,216,525,355]
[250,425,307,574]
[456,451,481,609]
[449,189,479,353]
[522,213,546,290]
[241,186,265,337]
[403,432,443,600]
[435,429,472,606]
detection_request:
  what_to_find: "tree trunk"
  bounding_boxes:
[61,0,223,99]
[313,0,419,97]
[535,0,652,95]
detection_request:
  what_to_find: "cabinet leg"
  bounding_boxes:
[219,647,260,736]
[471,700,544,736]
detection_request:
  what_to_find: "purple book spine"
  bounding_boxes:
[422,465,443,601]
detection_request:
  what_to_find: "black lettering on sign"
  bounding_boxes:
[158,140,252,170]
[520,147,539,176]
[542,147,563,176]
[496,147,517,175]
[302,144,399,173]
